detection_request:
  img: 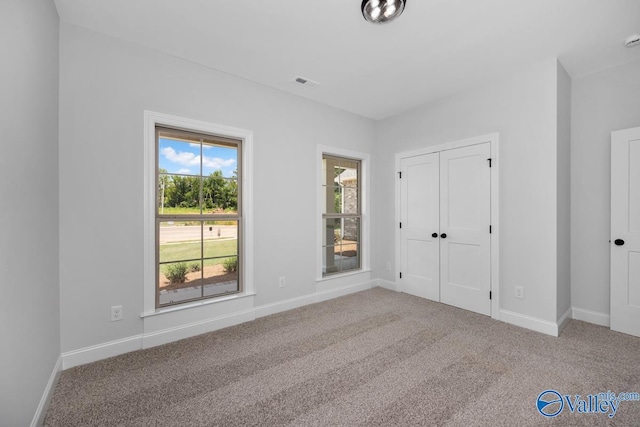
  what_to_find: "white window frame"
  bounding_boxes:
[143,111,254,316]
[317,145,370,280]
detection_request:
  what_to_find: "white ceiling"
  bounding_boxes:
[54,0,640,120]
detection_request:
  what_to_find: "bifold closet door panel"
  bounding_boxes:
[439,143,491,316]
[400,153,440,301]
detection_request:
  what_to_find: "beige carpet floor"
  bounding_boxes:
[45,288,640,426]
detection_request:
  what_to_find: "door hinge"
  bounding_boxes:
[489,291,492,300]
[489,225,492,234]
[399,222,402,229]
[399,272,402,279]
[398,171,402,179]
[487,158,492,167]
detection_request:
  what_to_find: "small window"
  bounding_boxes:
[322,154,361,276]
[156,127,241,307]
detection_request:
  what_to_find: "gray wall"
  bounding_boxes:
[0,1,60,426]
[571,59,640,318]
[375,58,561,323]
[59,23,375,353]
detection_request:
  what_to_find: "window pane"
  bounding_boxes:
[201,143,238,179]
[338,243,360,272]
[158,138,203,176]
[342,186,359,214]
[203,256,239,297]
[323,245,339,275]
[159,221,202,263]
[323,187,360,215]
[202,175,238,214]
[203,220,238,257]
[342,217,360,243]
[322,185,341,214]
[323,243,361,275]
[335,218,360,274]
[158,174,202,215]
[158,261,203,305]
[336,160,359,188]
[203,220,239,296]
[322,218,342,247]
[325,218,360,245]
[323,243,360,274]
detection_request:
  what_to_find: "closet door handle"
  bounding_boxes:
[440,233,447,239]
[432,233,438,238]
[614,239,625,246]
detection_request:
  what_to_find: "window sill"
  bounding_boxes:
[140,292,256,318]
[316,269,371,282]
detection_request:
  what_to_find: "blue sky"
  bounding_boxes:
[158,138,237,177]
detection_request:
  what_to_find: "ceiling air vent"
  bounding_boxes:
[294,76,319,88]
[625,34,640,48]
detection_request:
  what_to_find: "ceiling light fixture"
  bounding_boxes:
[361,0,406,24]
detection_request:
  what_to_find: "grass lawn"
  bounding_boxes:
[160,238,237,266]
[158,206,238,218]
[159,206,200,215]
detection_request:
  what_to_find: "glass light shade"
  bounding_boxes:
[361,0,406,24]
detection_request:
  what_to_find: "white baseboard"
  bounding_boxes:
[315,281,373,303]
[255,281,372,318]
[62,335,143,370]
[572,307,610,327]
[255,294,318,318]
[374,279,398,292]
[142,309,256,349]
[557,307,572,335]
[62,280,375,370]
[31,355,62,427]
[499,309,561,337]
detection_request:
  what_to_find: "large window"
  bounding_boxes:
[156,127,241,307]
[322,154,361,276]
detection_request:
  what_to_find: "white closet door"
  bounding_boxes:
[400,153,440,301]
[611,127,640,337]
[439,143,491,316]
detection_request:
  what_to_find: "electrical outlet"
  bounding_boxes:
[111,305,123,321]
[514,286,524,299]
[386,262,391,271]
[278,276,286,288]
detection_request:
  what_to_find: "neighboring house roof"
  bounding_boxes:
[334,168,357,185]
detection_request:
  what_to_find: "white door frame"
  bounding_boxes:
[395,133,500,320]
